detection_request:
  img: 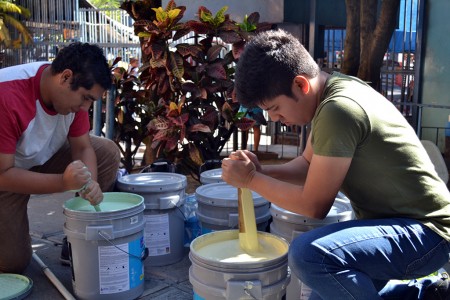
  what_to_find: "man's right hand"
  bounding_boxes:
[62,160,91,192]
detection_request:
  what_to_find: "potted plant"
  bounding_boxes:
[118,0,272,179]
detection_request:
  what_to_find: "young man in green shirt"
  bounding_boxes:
[222,29,450,299]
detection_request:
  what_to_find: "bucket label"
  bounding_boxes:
[194,292,205,300]
[98,237,144,294]
[144,214,171,256]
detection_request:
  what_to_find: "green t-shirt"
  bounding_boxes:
[312,72,450,241]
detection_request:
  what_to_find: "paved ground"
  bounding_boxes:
[22,145,299,299]
[25,191,194,300]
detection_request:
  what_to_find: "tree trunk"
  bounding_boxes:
[365,0,400,90]
[341,0,360,76]
[342,0,400,90]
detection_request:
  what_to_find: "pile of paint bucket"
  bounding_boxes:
[269,192,354,300]
[62,170,189,300]
[187,166,292,299]
[63,192,147,300]
[116,172,187,267]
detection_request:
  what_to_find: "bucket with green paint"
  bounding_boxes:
[63,192,146,300]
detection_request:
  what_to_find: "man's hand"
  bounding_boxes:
[221,150,256,188]
[79,180,103,206]
[63,160,103,206]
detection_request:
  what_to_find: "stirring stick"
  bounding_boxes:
[238,187,259,252]
[68,181,101,212]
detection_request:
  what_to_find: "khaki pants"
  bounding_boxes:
[0,135,120,273]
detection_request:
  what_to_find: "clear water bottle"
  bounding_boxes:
[184,193,201,247]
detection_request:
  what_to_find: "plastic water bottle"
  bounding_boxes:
[184,194,201,247]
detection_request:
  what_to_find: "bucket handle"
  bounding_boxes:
[159,195,184,209]
[227,280,262,299]
[97,230,149,262]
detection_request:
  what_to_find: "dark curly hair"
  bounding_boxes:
[235,29,320,107]
[50,42,112,91]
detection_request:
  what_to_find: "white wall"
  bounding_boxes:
[162,0,283,23]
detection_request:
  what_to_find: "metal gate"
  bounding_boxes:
[1,1,141,68]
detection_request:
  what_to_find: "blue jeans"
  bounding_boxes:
[289,218,450,299]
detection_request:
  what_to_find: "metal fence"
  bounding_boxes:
[1,1,141,67]
[1,1,423,161]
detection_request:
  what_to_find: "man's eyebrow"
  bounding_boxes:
[263,104,275,111]
[86,94,97,101]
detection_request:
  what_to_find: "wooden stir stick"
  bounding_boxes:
[238,187,259,252]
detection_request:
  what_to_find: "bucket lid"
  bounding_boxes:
[116,173,187,193]
[271,198,353,225]
[0,274,33,300]
[200,168,223,184]
[195,182,268,207]
[63,192,144,217]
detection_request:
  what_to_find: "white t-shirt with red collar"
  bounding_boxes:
[0,62,90,169]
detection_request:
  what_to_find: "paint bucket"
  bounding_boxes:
[189,230,291,299]
[63,192,146,300]
[116,172,187,266]
[195,183,271,234]
[270,197,354,300]
[200,168,223,184]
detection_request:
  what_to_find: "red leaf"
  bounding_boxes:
[165,137,179,152]
[219,31,242,44]
[185,20,211,34]
[189,123,212,133]
[206,63,227,80]
[235,117,256,131]
[247,12,260,25]
[207,45,225,62]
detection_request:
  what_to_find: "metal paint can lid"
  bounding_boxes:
[195,182,268,207]
[200,168,223,184]
[117,172,187,193]
[0,273,33,300]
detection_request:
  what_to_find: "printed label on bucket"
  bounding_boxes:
[98,237,145,294]
[194,292,205,300]
[145,214,171,256]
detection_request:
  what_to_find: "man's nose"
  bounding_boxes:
[267,111,278,122]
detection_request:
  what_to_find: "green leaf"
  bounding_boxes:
[213,6,228,26]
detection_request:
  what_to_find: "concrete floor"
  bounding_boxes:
[24,191,194,300]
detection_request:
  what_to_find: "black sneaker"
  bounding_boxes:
[59,236,71,266]
[423,272,450,300]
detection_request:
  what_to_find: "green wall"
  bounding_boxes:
[284,0,346,27]
[420,0,450,149]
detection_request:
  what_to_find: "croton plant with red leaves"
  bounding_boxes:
[117,0,272,178]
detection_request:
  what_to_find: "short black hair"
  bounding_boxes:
[235,29,320,107]
[51,42,112,91]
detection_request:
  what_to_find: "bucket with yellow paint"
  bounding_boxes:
[116,172,187,266]
[270,196,353,300]
[63,192,146,300]
[189,230,291,299]
[195,183,271,234]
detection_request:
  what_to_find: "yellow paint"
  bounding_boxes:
[238,188,259,252]
[194,231,287,263]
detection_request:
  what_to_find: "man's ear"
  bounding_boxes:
[60,69,73,84]
[293,75,310,95]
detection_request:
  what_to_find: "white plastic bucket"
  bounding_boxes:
[189,230,291,300]
[200,168,223,184]
[63,192,146,300]
[195,183,271,234]
[270,196,354,300]
[116,172,187,267]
